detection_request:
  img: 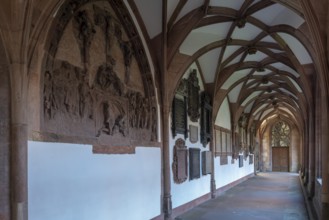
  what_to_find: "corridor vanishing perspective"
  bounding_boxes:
[0,0,329,220]
[177,172,309,220]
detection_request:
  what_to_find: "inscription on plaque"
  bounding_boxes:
[189,125,198,143]
[189,148,201,180]
[172,138,188,184]
[172,97,188,139]
[202,151,212,175]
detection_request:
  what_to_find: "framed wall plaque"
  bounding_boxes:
[172,96,188,139]
[220,154,228,165]
[200,92,212,147]
[249,154,253,164]
[189,148,201,180]
[202,151,212,175]
[239,155,244,168]
[189,125,198,143]
[172,138,188,184]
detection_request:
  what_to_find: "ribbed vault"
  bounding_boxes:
[129,0,315,135]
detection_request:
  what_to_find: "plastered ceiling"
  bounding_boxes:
[128,0,314,127]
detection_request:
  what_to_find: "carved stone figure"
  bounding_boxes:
[44,71,57,119]
[64,66,80,115]
[151,106,157,141]
[93,5,116,65]
[97,99,128,137]
[96,63,125,96]
[73,10,95,68]
[117,29,133,84]
[78,73,94,119]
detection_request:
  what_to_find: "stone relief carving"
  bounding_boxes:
[72,10,95,69]
[187,69,200,122]
[200,92,212,147]
[172,138,188,184]
[93,4,117,65]
[42,1,157,148]
[95,63,125,96]
[176,78,188,97]
[97,100,127,137]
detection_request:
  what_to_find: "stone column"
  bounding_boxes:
[321,84,329,220]
[161,0,172,219]
[307,110,315,198]
[10,62,28,220]
[210,126,216,198]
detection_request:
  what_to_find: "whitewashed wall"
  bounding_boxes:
[214,155,254,188]
[170,129,211,209]
[28,141,161,220]
[215,97,231,129]
[214,96,254,189]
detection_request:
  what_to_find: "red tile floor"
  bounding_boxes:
[176,172,309,220]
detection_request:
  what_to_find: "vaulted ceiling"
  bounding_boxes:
[128,0,314,130]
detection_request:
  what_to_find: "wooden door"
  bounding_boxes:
[272,147,289,172]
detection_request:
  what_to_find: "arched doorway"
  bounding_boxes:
[271,121,291,172]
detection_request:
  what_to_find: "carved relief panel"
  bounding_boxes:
[187,69,200,122]
[200,92,212,147]
[172,138,188,184]
[42,0,157,150]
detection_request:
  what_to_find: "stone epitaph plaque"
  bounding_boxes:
[200,92,212,147]
[239,155,244,167]
[220,155,228,165]
[172,97,188,139]
[249,154,253,164]
[202,151,212,175]
[189,148,201,180]
[187,69,200,122]
[189,125,198,143]
[172,138,188,184]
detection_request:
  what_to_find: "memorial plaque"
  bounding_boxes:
[200,92,212,147]
[172,138,188,184]
[189,148,201,180]
[172,97,188,139]
[189,125,198,143]
[227,133,232,154]
[220,154,228,165]
[239,155,244,167]
[221,131,226,153]
[202,151,212,175]
[249,154,253,164]
[187,69,200,122]
[215,129,221,155]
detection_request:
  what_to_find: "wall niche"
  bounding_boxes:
[41,0,157,152]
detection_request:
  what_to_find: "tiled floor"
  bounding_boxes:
[176,172,309,220]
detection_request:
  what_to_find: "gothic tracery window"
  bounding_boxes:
[271,121,290,147]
